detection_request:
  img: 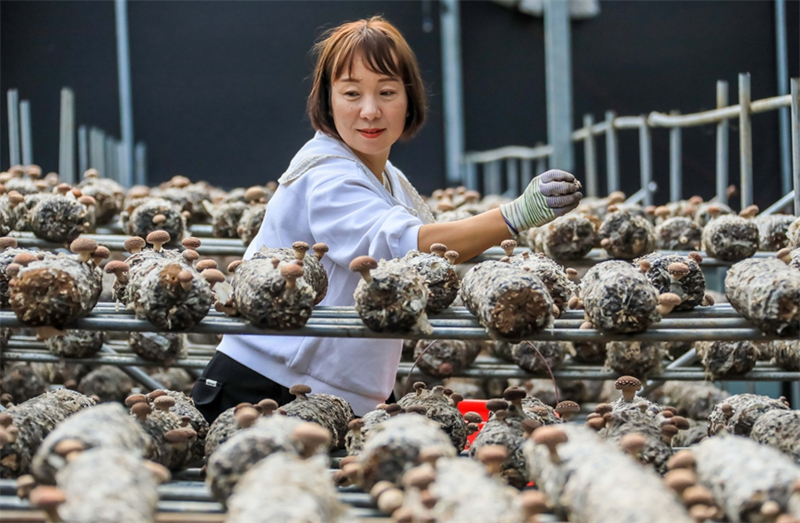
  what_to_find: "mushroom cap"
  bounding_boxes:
[69,237,98,255]
[667,262,690,276]
[93,246,110,260]
[532,426,568,447]
[182,249,200,262]
[586,417,606,431]
[348,419,365,431]
[7,191,24,205]
[688,251,703,264]
[124,236,147,252]
[430,243,447,255]
[405,405,427,415]
[154,396,176,410]
[661,424,679,438]
[667,450,697,470]
[130,402,152,418]
[614,376,642,391]
[177,270,194,284]
[83,168,100,179]
[292,241,310,253]
[654,206,671,217]
[500,239,517,250]
[349,255,378,273]
[683,485,714,506]
[291,422,331,450]
[555,401,580,415]
[464,412,483,424]
[402,466,436,490]
[78,195,96,206]
[671,415,690,430]
[289,384,312,396]
[146,230,171,245]
[181,237,201,250]
[521,418,542,434]
[0,237,18,250]
[664,468,697,492]
[476,444,508,465]
[29,486,66,509]
[485,399,509,412]
[444,250,459,263]
[12,252,36,266]
[54,439,85,457]
[312,243,329,255]
[164,428,195,443]
[658,293,683,307]
[227,260,243,273]
[594,403,613,415]
[148,390,167,399]
[202,268,225,285]
[257,398,279,413]
[620,432,647,453]
[638,259,651,272]
[384,404,403,415]
[280,263,305,281]
[0,412,13,428]
[244,186,266,202]
[124,393,147,406]
[196,259,218,271]
[502,386,527,403]
[234,407,259,428]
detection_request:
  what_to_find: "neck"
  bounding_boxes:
[352,149,390,181]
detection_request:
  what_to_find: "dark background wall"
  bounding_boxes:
[1,1,798,207]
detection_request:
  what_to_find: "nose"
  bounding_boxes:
[359,94,381,121]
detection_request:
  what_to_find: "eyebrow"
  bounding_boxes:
[339,76,400,83]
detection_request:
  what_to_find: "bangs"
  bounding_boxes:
[330,27,403,82]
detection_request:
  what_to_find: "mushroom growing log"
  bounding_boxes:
[411,339,484,378]
[725,258,800,336]
[36,447,163,523]
[252,241,328,304]
[637,252,706,311]
[121,197,187,245]
[128,393,198,470]
[76,171,124,225]
[225,429,345,523]
[597,406,676,474]
[129,331,186,363]
[396,385,468,450]
[203,200,248,238]
[398,245,460,314]
[356,413,456,490]
[708,393,790,437]
[655,216,702,251]
[206,412,305,503]
[45,330,106,359]
[750,409,800,464]
[604,341,666,379]
[1,363,47,404]
[351,256,432,335]
[702,212,760,262]
[232,257,316,330]
[524,425,693,522]
[767,339,800,371]
[488,340,567,374]
[280,385,354,451]
[31,402,150,484]
[754,214,795,251]
[120,232,214,331]
[649,381,730,421]
[27,191,96,243]
[236,189,268,246]
[695,340,760,380]
[506,243,578,317]
[9,243,103,336]
[597,208,657,260]
[344,407,390,455]
[152,390,209,465]
[528,213,600,260]
[580,260,661,333]
[77,366,133,404]
[459,260,553,341]
[0,389,95,478]
[675,433,800,522]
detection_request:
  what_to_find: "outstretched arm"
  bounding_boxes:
[418,170,583,262]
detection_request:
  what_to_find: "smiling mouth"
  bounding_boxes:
[358,129,385,138]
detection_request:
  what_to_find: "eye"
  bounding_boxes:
[343,91,359,98]
[381,90,396,97]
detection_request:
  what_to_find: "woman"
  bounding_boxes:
[192,16,582,421]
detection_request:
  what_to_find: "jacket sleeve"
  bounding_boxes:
[307,172,423,267]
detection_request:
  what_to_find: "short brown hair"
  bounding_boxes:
[307,16,427,141]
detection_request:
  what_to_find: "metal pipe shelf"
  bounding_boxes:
[0,307,776,342]
[5,229,781,266]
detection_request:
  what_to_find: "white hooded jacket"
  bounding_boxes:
[216,132,433,415]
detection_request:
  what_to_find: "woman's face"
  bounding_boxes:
[331,53,408,168]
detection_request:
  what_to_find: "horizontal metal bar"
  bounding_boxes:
[463,144,553,164]
[571,121,609,141]
[613,116,645,129]
[647,94,791,128]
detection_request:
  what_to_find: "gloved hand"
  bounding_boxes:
[499,169,583,235]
